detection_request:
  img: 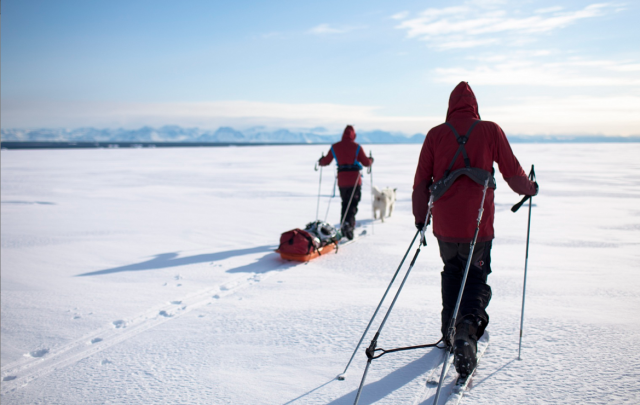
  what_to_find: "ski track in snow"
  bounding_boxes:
[0,270,273,394]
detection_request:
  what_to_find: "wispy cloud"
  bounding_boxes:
[391,11,409,20]
[434,56,640,86]
[307,23,364,35]
[394,3,615,49]
[485,95,640,136]
[0,99,439,134]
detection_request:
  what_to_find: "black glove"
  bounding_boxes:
[533,181,539,196]
[415,222,424,231]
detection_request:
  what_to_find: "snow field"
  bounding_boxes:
[1,143,640,404]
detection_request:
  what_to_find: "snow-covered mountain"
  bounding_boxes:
[2,126,639,145]
[0,126,425,144]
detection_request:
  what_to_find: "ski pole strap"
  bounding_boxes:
[511,165,536,213]
[367,338,443,359]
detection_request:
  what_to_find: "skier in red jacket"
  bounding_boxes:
[413,82,537,378]
[319,125,373,240]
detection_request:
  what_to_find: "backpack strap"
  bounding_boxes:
[331,146,338,162]
[443,120,480,177]
[332,144,363,172]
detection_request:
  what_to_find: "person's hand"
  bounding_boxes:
[415,222,424,231]
[531,181,539,196]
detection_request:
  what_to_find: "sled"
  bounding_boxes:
[276,241,337,262]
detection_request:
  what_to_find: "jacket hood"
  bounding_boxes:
[446,81,480,121]
[342,125,356,142]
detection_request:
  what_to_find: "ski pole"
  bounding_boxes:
[352,197,434,405]
[369,151,374,235]
[337,229,420,380]
[513,165,536,360]
[433,179,490,405]
[323,174,337,223]
[315,155,323,221]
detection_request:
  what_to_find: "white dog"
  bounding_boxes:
[372,186,397,222]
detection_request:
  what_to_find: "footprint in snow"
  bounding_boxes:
[176,284,182,287]
[28,349,49,358]
[112,320,126,328]
[73,315,81,320]
[159,310,173,317]
[212,294,220,299]
[100,359,112,365]
[90,338,103,344]
[3,376,17,381]
[170,301,182,305]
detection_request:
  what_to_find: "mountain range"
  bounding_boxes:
[2,126,639,144]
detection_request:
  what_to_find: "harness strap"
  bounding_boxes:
[428,120,497,202]
[443,120,480,177]
[332,144,363,172]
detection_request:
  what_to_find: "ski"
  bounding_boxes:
[338,229,367,246]
[411,346,450,405]
[443,332,490,405]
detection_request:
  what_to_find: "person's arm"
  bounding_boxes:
[318,148,334,166]
[493,125,537,196]
[357,147,373,167]
[412,133,434,227]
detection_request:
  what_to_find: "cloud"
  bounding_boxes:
[391,11,409,20]
[433,56,640,86]
[3,95,638,136]
[484,95,640,136]
[307,24,364,35]
[0,99,440,134]
[394,3,615,49]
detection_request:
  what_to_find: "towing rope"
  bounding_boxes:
[367,338,443,360]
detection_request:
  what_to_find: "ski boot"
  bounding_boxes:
[453,317,479,378]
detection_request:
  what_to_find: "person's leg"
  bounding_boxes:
[339,186,350,229]
[339,185,361,239]
[458,241,492,339]
[438,239,492,377]
[439,241,492,336]
[347,185,361,230]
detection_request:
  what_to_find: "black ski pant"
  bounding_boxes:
[339,185,361,230]
[438,239,492,340]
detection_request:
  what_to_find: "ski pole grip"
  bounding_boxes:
[512,164,536,213]
[511,195,530,213]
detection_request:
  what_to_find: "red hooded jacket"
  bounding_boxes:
[319,126,373,187]
[413,82,536,243]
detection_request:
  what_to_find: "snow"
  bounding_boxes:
[2,143,640,404]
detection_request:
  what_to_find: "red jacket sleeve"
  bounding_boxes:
[357,147,373,167]
[412,133,434,225]
[318,148,334,166]
[493,125,537,196]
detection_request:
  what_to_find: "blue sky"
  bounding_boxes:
[2,0,639,135]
